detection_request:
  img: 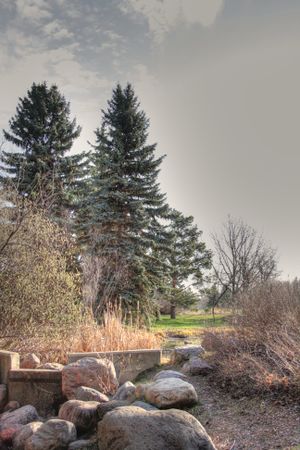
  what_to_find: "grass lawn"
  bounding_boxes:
[151,311,230,332]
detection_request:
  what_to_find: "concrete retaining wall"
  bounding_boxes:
[68,349,162,383]
[0,350,20,384]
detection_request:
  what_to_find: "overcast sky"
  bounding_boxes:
[1,0,300,278]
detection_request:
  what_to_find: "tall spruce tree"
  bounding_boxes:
[81,83,168,317]
[0,82,82,216]
[166,209,212,319]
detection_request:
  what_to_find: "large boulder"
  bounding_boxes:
[59,400,99,432]
[136,378,197,409]
[182,358,213,376]
[171,345,205,365]
[153,370,187,382]
[0,386,7,412]
[97,401,131,421]
[12,422,43,450]
[20,354,40,369]
[75,386,109,403]
[113,382,136,402]
[62,357,118,399]
[131,401,158,411]
[25,419,76,450]
[97,406,217,450]
[0,405,38,442]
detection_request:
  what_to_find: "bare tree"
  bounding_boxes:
[212,216,278,301]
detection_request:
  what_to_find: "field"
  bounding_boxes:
[151,310,230,332]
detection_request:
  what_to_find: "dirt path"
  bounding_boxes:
[186,373,300,450]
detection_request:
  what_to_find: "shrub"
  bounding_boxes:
[204,280,300,400]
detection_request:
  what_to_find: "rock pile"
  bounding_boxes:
[0,351,216,449]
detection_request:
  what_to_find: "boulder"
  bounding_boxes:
[12,422,43,450]
[97,406,217,450]
[182,358,213,376]
[0,386,7,412]
[136,378,197,409]
[68,437,97,450]
[0,405,38,442]
[75,386,109,403]
[153,370,187,382]
[3,401,20,413]
[112,382,136,402]
[171,345,205,365]
[38,363,64,371]
[58,400,99,432]
[20,354,40,370]
[62,357,118,399]
[0,438,8,450]
[25,419,76,450]
[97,401,131,421]
[131,401,158,411]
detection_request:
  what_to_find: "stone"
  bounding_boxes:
[170,345,205,365]
[0,386,7,412]
[20,354,40,370]
[0,405,38,442]
[38,363,64,370]
[12,422,43,450]
[3,401,20,412]
[131,401,158,411]
[97,406,217,450]
[25,419,76,450]
[153,370,187,382]
[75,386,109,403]
[182,358,213,376]
[96,401,131,421]
[62,357,118,399]
[136,378,198,409]
[58,400,99,433]
[68,437,97,450]
[112,382,136,402]
[0,438,8,450]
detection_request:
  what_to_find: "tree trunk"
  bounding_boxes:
[170,302,176,319]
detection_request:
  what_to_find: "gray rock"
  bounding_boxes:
[182,358,213,376]
[62,357,118,399]
[112,382,136,402]
[20,354,40,369]
[171,345,205,365]
[68,437,97,450]
[131,401,158,411]
[25,419,76,450]
[153,370,187,382]
[12,422,43,450]
[96,400,131,421]
[75,386,109,403]
[58,400,99,432]
[97,406,217,449]
[136,377,198,409]
[38,363,64,370]
[0,405,38,442]
[3,401,20,413]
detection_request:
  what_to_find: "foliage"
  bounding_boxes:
[0,82,85,217]
[77,84,168,316]
[204,280,300,400]
[0,189,83,338]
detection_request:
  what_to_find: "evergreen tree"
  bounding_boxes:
[166,209,212,319]
[0,82,82,217]
[80,83,168,317]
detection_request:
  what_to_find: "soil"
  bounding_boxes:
[187,373,300,450]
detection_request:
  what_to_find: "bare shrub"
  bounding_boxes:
[204,280,300,399]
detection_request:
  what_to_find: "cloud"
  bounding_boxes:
[43,20,73,40]
[122,0,224,42]
[16,0,51,21]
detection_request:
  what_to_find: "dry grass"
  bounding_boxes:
[1,310,161,364]
[203,280,300,400]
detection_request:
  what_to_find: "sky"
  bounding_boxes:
[1,0,300,278]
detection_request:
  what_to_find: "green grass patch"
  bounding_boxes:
[151,312,229,331]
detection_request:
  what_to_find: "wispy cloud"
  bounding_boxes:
[121,0,224,43]
[16,0,52,22]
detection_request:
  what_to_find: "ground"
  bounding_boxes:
[149,311,300,450]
